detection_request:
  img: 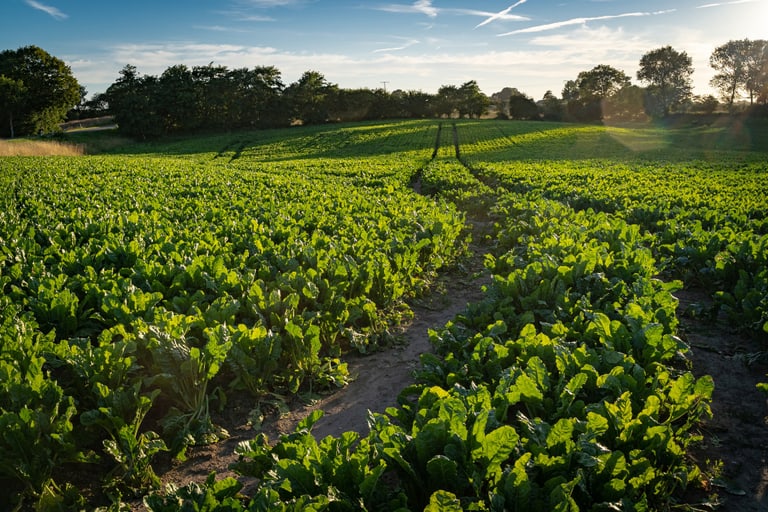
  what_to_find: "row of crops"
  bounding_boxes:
[1,119,766,510]
[457,121,768,336]
[0,121,468,510]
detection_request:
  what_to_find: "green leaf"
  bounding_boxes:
[426,455,458,488]
[275,458,319,495]
[586,412,609,436]
[424,490,462,511]
[481,425,519,484]
[517,372,543,403]
[546,418,575,454]
[298,410,324,432]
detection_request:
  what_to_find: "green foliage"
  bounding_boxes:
[637,45,694,117]
[0,303,84,510]
[231,410,403,511]
[1,119,761,509]
[139,316,232,455]
[0,120,465,507]
[455,120,768,338]
[142,472,246,512]
[0,45,80,136]
[80,384,167,496]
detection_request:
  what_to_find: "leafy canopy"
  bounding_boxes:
[0,45,80,137]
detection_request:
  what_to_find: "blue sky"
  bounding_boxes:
[2,0,766,100]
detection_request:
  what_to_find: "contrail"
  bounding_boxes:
[475,0,528,29]
[498,10,675,36]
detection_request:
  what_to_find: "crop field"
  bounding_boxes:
[1,118,767,510]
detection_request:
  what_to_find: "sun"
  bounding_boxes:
[718,0,768,38]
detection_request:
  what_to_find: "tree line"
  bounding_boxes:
[498,42,768,123]
[1,40,767,139]
[99,64,490,138]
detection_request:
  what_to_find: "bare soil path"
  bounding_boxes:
[678,290,768,511]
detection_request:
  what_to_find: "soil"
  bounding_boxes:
[678,290,768,511]
[125,230,768,512]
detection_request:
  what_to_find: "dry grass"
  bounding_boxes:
[0,139,86,156]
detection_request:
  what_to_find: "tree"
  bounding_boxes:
[566,64,631,121]
[0,45,80,136]
[491,87,524,118]
[637,45,693,117]
[435,85,460,118]
[435,82,490,119]
[285,71,337,124]
[457,80,489,118]
[602,85,647,121]
[759,46,768,104]
[0,76,26,137]
[66,85,89,120]
[577,64,630,99]
[709,39,750,106]
[394,90,432,118]
[708,39,768,107]
[561,80,579,102]
[505,90,539,120]
[105,65,163,139]
[688,94,719,114]
[157,64,198,131]
[82,93,109,118]
[743,39,768,104]
[538,90,564,121]
[230,66,286,128]
[192,63,233,129]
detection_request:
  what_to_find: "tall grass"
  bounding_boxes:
[0,139,86,156]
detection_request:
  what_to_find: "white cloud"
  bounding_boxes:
[237,15,276,21]
[236,0,307,6]
[498,10,675,36]
[373,38,421,53]
[697,0,756,8]
[194,25,252,33]
[25,0,67,20]
[376,0,439,18]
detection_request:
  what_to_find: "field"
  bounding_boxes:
[0,138,85,156]
[1,118,767,511]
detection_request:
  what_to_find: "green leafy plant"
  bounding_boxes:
[231,410,404,511]
[80,383,167,496]
[0,306,85,511]
[139,314,232,456]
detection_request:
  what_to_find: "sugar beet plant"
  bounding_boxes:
[214,156,713,511]
[0,121,467,508]
[457,120,768,338]
[1,119,760,509]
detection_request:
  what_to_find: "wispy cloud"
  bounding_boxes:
[224,0,305,21]
[375,1,530,24]
[373,38,420,53]
[218,9,275,21]
[237,0,307,6]
[475,0,528,28]
[376,0,439,18]
[195,25,251,33]
[25,0,67,20]
[237,15,275,21]
[498,10,675,36]
[697,0,755,8]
